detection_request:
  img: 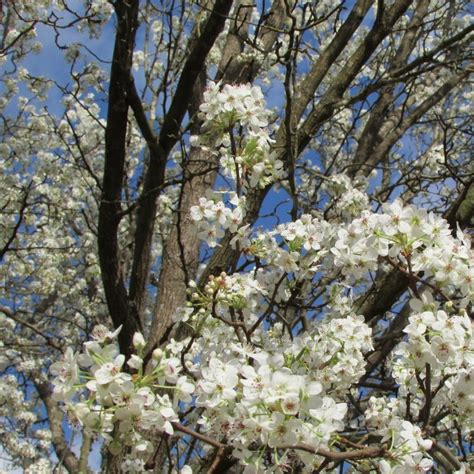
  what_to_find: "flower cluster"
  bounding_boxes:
[185,313,372,471]
[365,398,435,471]
[0,375,51,468]
[391,305,474,429]
[198,82,269,134]
[50,199,473,472]
[321,173,370,219]
[412,143,445,175]
[51,310,375,472]
[329,200,473,300]
[189,271,266,317]
[190,82,283,189]
[50,326,195,473]
[227,214,332,282]
[382,422,433,472]
[196,357,347,467]
[190,191,246,247]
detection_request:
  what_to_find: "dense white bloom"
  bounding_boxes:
[191,193,246,247]
[191,82,283,189]
[45,199,472,471]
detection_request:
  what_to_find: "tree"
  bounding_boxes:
[0,0,473,471]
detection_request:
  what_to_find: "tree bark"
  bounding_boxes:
[98,0,140,359]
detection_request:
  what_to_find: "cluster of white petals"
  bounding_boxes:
[190,191,246,247]
[50,326,194,473]
[52,194,472,473]
[321,173,370,219]
[391,306,473,429]
[190,82,283,188]
[0,375,51,468]
[328,200,473,299]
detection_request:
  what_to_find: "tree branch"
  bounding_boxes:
[128,0,234,333]
[35,381,83,473]
[98,0,140,358]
